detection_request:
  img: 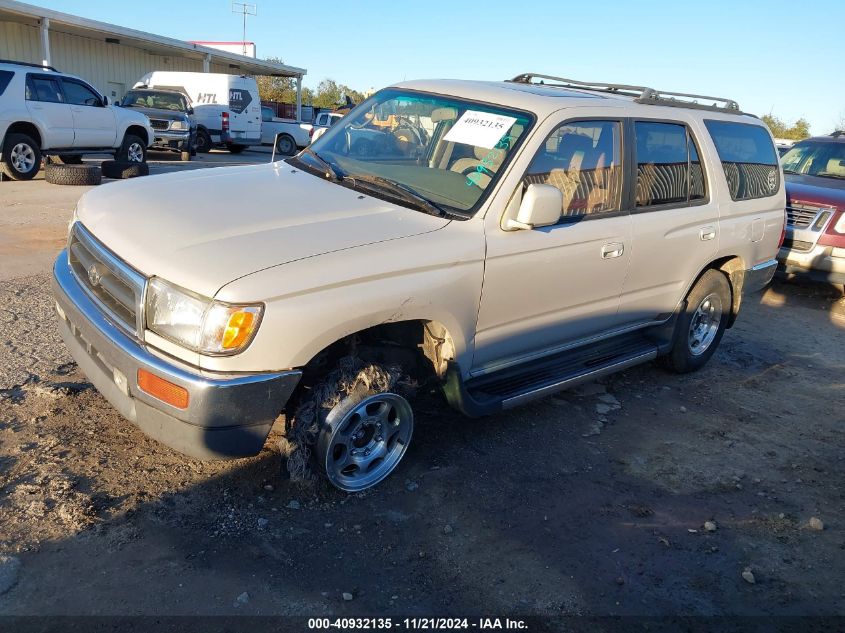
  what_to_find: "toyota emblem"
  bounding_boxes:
[87,264,101,287]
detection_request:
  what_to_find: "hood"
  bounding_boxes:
[76,163,451,298]
[786,174,845,209]
[124,105,188,121]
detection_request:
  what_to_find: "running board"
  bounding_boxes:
[443,333,659,417]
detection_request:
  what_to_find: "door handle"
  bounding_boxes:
[700,226,716,241]
[601,242,624,259]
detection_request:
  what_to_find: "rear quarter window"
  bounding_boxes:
[0,71,14,96]
[704,120,779,201]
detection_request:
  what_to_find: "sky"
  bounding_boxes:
[33,0,845,134]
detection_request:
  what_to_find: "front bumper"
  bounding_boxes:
[743,258,778,294]
[778,244,845,285]
[52,252,302,459]
[151,130,191,151]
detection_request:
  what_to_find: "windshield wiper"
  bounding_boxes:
[344,174,447,217]
[300,147,342,181]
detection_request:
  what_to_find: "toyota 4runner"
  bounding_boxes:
[0,60,153,180]
[52,73,785,491]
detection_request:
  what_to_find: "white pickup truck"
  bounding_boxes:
[260,106,312,156]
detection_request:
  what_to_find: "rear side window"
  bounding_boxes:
[704,120,779,201]
[634,121,706,207]
[0,71,13,96]
[26,75,63,103]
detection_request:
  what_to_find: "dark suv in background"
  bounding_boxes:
[119,88,196,162]
[778,131,845,285]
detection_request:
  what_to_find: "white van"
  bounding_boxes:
[135,71,261,153]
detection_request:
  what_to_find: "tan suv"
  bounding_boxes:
[52,73,785,491]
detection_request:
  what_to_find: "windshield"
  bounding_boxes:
[123,90,188,112]
[781,140,845,179]
[293,88,533,215]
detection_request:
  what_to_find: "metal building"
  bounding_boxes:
[0,0,306,118]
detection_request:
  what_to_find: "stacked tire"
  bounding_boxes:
[44,163,102,186]
[101,160,149,179]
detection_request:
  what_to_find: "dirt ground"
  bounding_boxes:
[1,163,844,628]
[0,270,843,626]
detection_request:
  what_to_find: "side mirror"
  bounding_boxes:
[102,95,110,106]
[187,106,194,115]
[506,184,562,230]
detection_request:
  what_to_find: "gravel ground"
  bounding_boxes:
[0,272,843,625]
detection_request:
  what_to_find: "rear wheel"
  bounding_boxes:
[664,269,732,373]
[195,128,212,153]
[274,134,296,156]
[1,133,41,181]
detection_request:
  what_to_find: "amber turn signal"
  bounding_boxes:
[222,310,256,350]
[137,368,189,409]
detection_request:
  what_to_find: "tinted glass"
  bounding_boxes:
[523,120,622,218]
[704,120,779,200]
[0,71,13,96]
[123,90,187,111]
[27,76,62,103]
[781,140,845,180]
[261,106,274,122]
[63,80,101,106]
[635,122,689,206]
[690,139,705,200]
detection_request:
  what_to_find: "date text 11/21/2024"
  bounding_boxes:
[307,617,528,629]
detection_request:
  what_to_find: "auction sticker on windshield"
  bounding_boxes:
[444,110,518,149]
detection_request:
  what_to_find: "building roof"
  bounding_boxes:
[0,0,305,77]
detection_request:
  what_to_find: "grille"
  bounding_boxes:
[150,119,169,131]
[68,224,145,336]
[786,203,828,229]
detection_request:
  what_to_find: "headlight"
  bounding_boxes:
[145,277,263,355]
[169,120,188,131]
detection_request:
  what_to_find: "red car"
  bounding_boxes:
[778,131,845,284]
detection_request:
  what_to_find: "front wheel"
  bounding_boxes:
[284,359,413,492]
[664,269,731,373]
[117,134,146,163]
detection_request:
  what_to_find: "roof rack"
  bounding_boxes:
[508,73,741,113]
[0,59,60,72]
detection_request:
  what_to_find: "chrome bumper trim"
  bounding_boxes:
[743,259,778,294]
[52,251,301,458]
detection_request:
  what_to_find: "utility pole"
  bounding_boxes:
[231,2,257,56]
